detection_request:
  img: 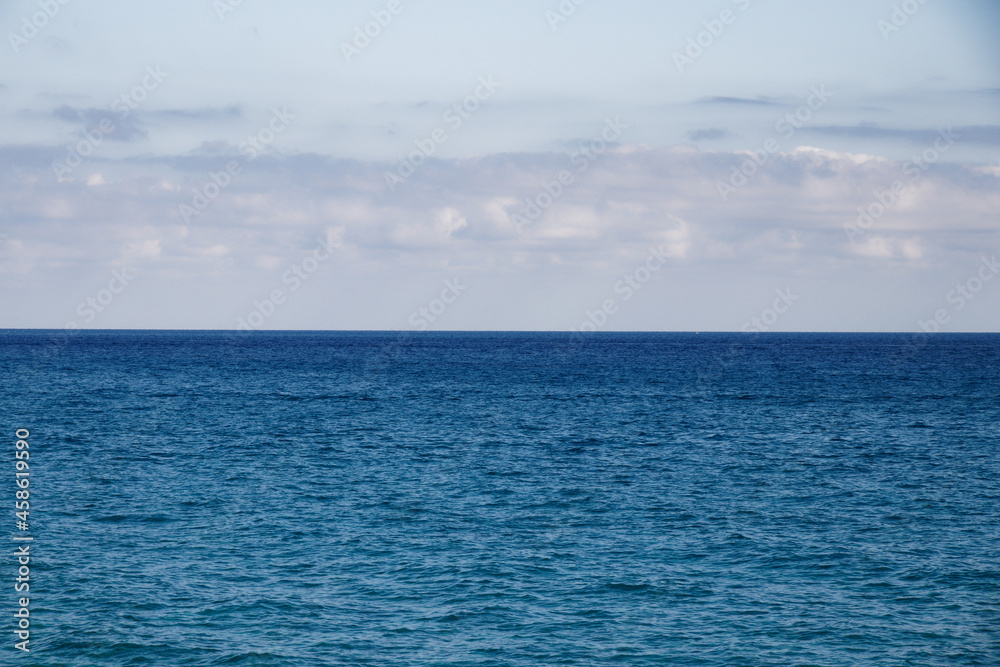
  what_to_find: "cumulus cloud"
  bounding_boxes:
[1,141,998,330]
[1,142,996,278]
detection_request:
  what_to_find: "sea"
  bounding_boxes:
[1,331,998,666]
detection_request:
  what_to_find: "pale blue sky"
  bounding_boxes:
[1,0,998,330]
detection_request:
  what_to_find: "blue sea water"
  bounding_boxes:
[1,331,998,666]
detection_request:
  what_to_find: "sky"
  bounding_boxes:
[1,0,998,331]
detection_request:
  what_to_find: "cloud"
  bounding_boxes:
[47,105,243,146]
[52,105,147,142]
[1,142,997,281]
[854,236,894,258]
[852,236,925,261]
[389,207,469,247]
[0,145,62,170]
[696,96,781,106]
[195,140,233,154]
[900,238,925,260]
[807,123,1000,145]
[2,139,998,330]
[53,106,81,123]
[151,105,243,121]
[687,128,732,141]
[38,92,89,101]
[124,239,163,260]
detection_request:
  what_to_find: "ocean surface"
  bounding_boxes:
[1,331,998,666]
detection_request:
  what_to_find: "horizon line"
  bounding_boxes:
[2,329,998,335]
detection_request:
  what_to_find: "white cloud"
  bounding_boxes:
[124,239,162,260]
[900,238,925,260]
[2,142,998,329]
[855,237,895,258]
[432,207,468,238]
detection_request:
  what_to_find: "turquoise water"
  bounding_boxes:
[2,331,998,665]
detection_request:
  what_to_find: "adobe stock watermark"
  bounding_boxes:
[695,286,801,391]
[717,85,833,201]
[32,268,137,359]
[510,117,628,234]
[574,245,674,332]
[674,0,752,73]
[918,256,999,333]
[741,288,800,332]
[409,278,469,330]
[179,107,294,223]
[384,76,502,192]
[890,255,997,366]
[879,0,930,40]
[51,66,168,178]
[546,0,587,31]
[8,0,71,54]
[844,127,958,243]
[76,269,135,324]
[341,0,405,63]
[13,428,32,654]
[359,278,471,380]
[235,236,338,331]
